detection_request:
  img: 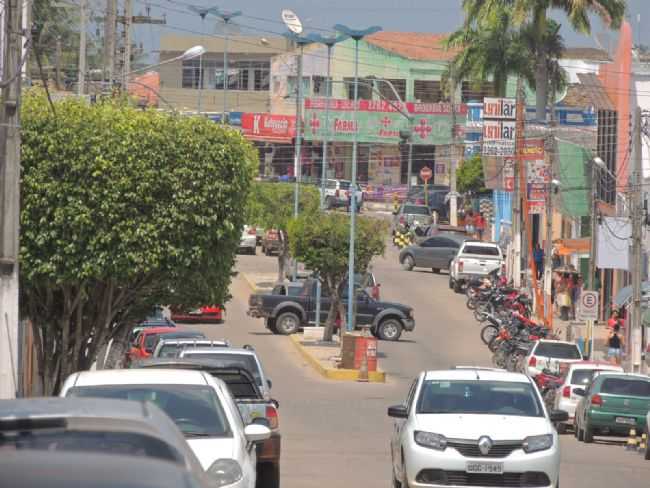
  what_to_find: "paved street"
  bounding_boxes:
[187,236,650,488]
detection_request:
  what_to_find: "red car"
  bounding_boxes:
[127,326,176,364]
[171,306,224,324]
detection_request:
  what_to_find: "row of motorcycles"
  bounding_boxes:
[465,274,563,409]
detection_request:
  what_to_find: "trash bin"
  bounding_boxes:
[354,336,378,372]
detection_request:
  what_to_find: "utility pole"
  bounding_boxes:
[631,107,644,373]
[544,133,556,327]
[55,37,62,89]
[588,161,598,291]
[78,0,87,95]
[449,68,459,227]
[0,0,23,399]
[21,0,31,83]
[104,0,117,86]
[512,78,525,287]
[123,0,132,88]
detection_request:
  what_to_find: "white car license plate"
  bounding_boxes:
[615,416,636,425]
[466,462,504,475]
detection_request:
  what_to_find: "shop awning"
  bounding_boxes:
[555,238,590,256]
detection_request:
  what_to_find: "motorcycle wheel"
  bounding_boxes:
[466,297,477,310]
[480,324,499,345]
[474,309,488,322]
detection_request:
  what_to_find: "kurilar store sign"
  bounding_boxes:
[303,98,467,145]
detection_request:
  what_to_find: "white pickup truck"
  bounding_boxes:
[449,240,504,293]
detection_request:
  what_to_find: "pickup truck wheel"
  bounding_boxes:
[401,255,414,271]
[378,318,403,341]
[448,275,454,289]
[583,423,594,443]
[275,312,300,335]
[257,463,280,488]
[453,279,463,294]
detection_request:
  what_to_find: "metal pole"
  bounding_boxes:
[588,162,598,292]
[407,139,413,190]
[449,69,459,227]
[123,0,132,89]
[511,78,524,288]
[223,20,229,119]
[0,0,23,399]
[347,38,360,332]
[292,43,304,281]
[78,0,87,95]
[320,44,333,209]
[631,107,644,373]
[104,0,117,86]
[315,277,321,327]
[197,16,205,114]
[544,134,555,328]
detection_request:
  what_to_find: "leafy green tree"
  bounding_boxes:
[246,182,320,281]
[288,213,387,342]
[20,92,257,393]
[457,154,487,194]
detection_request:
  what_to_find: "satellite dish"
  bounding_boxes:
[281,9,303,34]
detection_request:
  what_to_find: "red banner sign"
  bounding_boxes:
[241,113,296,143]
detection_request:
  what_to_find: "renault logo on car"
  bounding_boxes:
[478,436,493,455]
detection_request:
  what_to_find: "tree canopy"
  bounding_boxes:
[20,92,257,392]
[457,154,487,194]
[288,212,387,341]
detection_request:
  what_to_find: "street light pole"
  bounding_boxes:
[334,24,381,332]
[214,10,242,121]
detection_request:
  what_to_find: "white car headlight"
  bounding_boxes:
[522,434,553,454]
[207,459,243,487]
[414,431,447,451]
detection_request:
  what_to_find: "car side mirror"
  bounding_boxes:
[244,424,271,444]
[549,410,569,423]
[387,405,408,419]
[267,379,273,390]
[271,398,279,409]
[573,388,586,397]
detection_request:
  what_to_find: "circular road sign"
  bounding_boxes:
[420,166,433,182]
[582,292,597,309]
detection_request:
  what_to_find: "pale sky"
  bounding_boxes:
[125,0,649,60]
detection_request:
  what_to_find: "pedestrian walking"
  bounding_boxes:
[533,243,544,280]
[607,309,626,330]
[607,324,624,365]
[474,212,486,241]
[464,210,475,237]
[551,248,561,269]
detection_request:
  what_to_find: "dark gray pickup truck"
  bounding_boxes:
[248,279,415,341]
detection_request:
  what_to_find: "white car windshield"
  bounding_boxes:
[416,380,544,417]
[535,343,581,360]
[68,385,232,438]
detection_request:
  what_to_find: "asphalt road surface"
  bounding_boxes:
[185,240,650,488]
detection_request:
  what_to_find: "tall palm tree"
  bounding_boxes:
[465,0,626,120]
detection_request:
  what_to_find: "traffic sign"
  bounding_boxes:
[578,290,599,321]
[420,166,433,182]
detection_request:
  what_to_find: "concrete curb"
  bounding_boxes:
[241,272,258,292]
[289,334,386,383]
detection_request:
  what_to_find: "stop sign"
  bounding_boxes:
[420,166,433,182]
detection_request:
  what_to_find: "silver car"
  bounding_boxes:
[393,204,433,232]
[399,233,466,273]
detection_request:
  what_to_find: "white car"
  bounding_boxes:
[552,361,623,432]
[180,346,273,399]
[153,338,230,359]
[239,226,257,255]
[524,340,583,378]
[389,368,567,488]
[449,241,503,293]
[60,368,271,488]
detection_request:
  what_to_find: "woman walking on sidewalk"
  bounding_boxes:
[607,324,624,365]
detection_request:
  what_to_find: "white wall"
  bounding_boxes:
[558,59,602,83]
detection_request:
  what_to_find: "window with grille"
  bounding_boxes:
[461,81,496,102]
[313,76,331,96]
[253,62,270,91]
[344,77,372,100]
[182,59,201,89]
[414,80,446,103]
[377,79,407,101]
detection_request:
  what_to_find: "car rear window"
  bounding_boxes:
[403,205,430,215]
[462,245,500,256]
[180,352,263,387]
[570,369,596,385]
[0,431,183,463]
[601,378,650,397]
[535,343,581,360]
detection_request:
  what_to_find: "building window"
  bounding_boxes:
[461,81,496,102]
[253,62,270,91]
[344,77,372,100]
[414,80,447,103]
[313,76,331,96]
[182,59,202,89]
[378,79,406,101]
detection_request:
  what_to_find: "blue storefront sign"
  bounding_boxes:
[206,112,244,126]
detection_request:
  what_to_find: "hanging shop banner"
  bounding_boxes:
[303,98,467,145]
[482,97,517,157]
[523,139,547,214]
[241,113,296,143]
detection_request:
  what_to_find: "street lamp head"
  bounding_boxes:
[333,24,382,40]
[216,9,242,22]
[593,156,606,169]
[188,5,211,19]
[181,45,206,60]
[307,32,349,46]
[283,32,313,46]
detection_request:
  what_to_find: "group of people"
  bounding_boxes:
[463,210,487,240]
